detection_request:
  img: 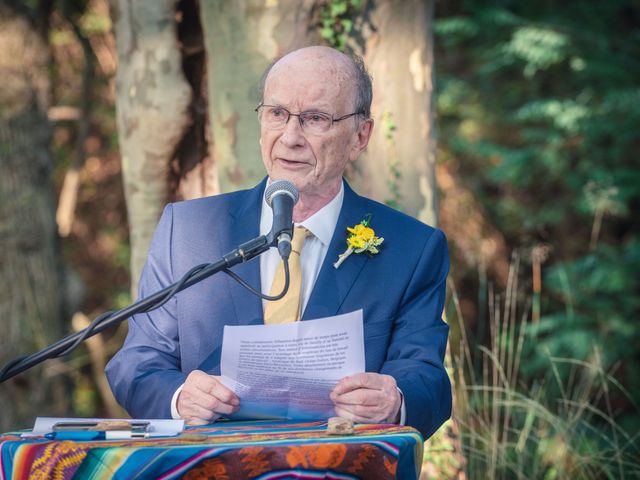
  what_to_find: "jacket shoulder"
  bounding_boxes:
[168,181,265,219]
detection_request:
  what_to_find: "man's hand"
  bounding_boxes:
[176,370,240,425]
[330,373,401,424]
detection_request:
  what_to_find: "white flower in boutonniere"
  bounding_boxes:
[333,214,384,269]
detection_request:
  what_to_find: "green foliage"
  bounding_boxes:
[434,0,640,472]
[112,289,133,312]
[381,111,402,210]
[79,9,112,35]
[525,240,640,405]
[435,0,640,442]
[447,273,640,479]
[422,417,463,479]
[317,0,362,51]
[503,27,570,77]
[73,376,98,417]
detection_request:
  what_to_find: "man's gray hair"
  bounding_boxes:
[258,51,373,119]
[351,53,373,118]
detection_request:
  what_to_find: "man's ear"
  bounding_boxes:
[349,118,374,162]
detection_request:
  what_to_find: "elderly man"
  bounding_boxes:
[106,46,451,439]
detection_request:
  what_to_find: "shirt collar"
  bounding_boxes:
[260,181,344,247]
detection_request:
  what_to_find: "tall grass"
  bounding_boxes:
[423,256,640,479]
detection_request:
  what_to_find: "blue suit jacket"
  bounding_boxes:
[106,179,451,438]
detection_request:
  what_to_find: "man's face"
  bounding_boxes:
[259,51,371,200]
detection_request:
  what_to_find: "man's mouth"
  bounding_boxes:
[276,157,308,167]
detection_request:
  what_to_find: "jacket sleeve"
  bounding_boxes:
[105,204,187,418]
[380,228,451,438]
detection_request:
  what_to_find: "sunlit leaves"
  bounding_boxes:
[515,99,589,133]
[79,10,112,36]
[582,180,625,217]
[504,27,570,76]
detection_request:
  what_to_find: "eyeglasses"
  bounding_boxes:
[255,104,364,134]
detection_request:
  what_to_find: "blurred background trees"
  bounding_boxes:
[436,0,639,415]
[0,0,638,477]
[0,0,71,432]
[434,0,640,476]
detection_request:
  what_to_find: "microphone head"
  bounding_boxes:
[265,179,299,207]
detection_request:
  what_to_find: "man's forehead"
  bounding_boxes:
[268,66,343,88]
[266,48,354,86]
[264,53,354,108]
[264,70,330,99]
[264,79,345,111]
[272,46,352,72]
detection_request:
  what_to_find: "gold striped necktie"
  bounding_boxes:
[264,226,311,324]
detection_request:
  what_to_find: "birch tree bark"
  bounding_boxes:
[346,5,464,474]
[348,0,438,225]
[0,4,70,430]
[200,0,320,193]
[111,0,192,295]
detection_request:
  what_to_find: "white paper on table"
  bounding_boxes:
[220,309,365,420]
[23,417,184,438]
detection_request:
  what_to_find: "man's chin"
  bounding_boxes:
[268,172,307,191]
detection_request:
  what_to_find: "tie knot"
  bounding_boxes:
[291,226,310,254]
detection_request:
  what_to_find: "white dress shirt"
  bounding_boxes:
[259,182,344,313]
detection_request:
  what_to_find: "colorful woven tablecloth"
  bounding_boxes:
[0,420,423,479]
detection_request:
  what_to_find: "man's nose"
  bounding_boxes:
[280,114,305,147]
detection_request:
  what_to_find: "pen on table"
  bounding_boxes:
[45,430,149,441]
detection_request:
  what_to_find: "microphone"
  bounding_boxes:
[265,179,299,259]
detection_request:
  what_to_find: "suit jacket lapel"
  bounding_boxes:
[302,182,369,320]
[225,178,266,326]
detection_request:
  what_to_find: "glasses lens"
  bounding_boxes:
[259,106,289,128]
[299,112,332,134]
[257,106,334,134]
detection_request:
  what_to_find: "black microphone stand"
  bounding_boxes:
[0,234,274,383]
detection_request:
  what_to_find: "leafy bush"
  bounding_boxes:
[434,0,640,445]
[438,268,640,479]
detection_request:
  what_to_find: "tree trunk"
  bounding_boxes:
[171,0,216,201]
[346,4,466,475]
[111,0,192,295]
[200,0,320,193]
[348,0,438,225]
[0,4,70,430]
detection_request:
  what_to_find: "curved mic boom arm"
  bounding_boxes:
[0,234,274,383]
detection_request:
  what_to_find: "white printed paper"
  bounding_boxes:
[220,309,365,420]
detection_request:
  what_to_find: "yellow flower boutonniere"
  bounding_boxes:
[333,214,384,269]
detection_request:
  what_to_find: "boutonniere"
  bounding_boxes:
[333,214,384,269]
